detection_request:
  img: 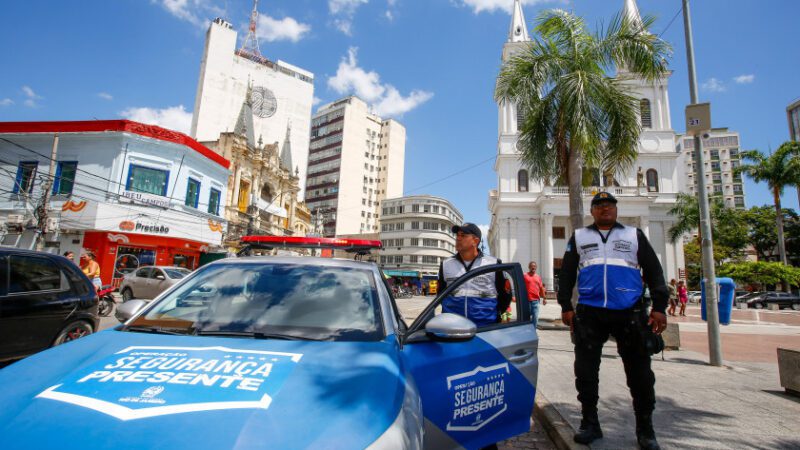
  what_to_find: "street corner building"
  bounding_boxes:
[0,120,231,288]
[488,0,686,290]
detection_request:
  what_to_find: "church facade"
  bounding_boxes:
[488,0,686,290]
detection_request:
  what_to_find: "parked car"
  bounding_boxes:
[0,248,99,362]
[687,291,702,303]
[119,266,191,302]
[742,291,800,310]
[0,237,538,449]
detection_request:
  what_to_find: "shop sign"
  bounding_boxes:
[122,190,171,209]
[118,220,170,234]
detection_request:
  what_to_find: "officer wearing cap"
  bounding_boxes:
[438,223,511,327]
[558,192,668,450]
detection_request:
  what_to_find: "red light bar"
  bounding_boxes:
[240,235,382,251]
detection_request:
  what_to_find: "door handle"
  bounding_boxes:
[508,349,534,363]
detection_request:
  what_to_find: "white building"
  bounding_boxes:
[378,195,463,278]
[679,129,746,208]
[306,96,406,237]
[488,0,685,290]
[0,120,230,286]
[191,17,314,198]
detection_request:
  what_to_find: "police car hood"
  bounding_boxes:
[0,330,407,449]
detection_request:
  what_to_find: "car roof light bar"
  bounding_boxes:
[239,236,383,256]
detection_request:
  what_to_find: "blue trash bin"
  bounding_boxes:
[701,277,735,325]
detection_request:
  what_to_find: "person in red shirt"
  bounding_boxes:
[524,261,546,326]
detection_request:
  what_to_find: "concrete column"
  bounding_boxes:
[541,214,554,290]
[664,224,677,282]
[505,218,512,262]
[231,164,242,208]
[530,218,540,268]
[640,216,650,237]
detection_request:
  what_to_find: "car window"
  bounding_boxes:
[150,269,164,279]
[164,268,190,279]
[135,267,152,278]
[0,255,7,294]
[130,263,384,341]
[8,255,65,294]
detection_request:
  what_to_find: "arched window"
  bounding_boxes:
[640,99,652,129]
[646,169,659,192]
[517,169,529,192]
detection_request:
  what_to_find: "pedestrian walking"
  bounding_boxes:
[667,279,678,316]
[437,223,511,327]
[524,261,546,326]
[677,280,688,316]
[558,192,668,450]
[80,250,102,290]
[63,251,75,263]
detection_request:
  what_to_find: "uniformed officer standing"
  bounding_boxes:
[558,192,668,450]
[438,223,511,327]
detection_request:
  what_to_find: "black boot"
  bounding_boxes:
[574,418,603,445]
[636,414,660,450]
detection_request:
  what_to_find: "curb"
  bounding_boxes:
[534,392,588,450]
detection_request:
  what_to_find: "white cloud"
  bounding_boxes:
[152,0,220,28]
[456,0,561,14]
[120,105,193,134]
[312,96,322,106]
[256,13,310,42]
[97,92,113,101]
[328,47,432,117]
[0,98,14,106]
[734,74,755,84]
[329,0,369,35]
[22,86,42,107]
[701,78,726,93]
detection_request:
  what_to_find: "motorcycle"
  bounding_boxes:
[96,285,116,317]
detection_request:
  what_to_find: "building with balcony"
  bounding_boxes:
[306,96,406,237]
[0,120,230,287]
[488,0,685,290]
[378,195,462,280]
[788,98,800,142]
[678,128,746,209]
[201,88,311,248]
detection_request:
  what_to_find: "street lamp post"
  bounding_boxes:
[683,0,723,366]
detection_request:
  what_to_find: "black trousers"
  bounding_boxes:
[573,303,656,421]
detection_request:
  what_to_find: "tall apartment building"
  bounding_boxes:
[378,195,463,278]
[306,96,406,237]
[788,98,800,142]
[678,128,746,209]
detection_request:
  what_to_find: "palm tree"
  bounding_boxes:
[668,193,748,263]
[495,10,671,230]
[778,141,800,207]
[736,146,800,265]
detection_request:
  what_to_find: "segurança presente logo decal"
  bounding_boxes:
[36,346,302,421]
[445,363,509,432]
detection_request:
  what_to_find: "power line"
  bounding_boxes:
[405,155,496,194]
[658,5,684,38]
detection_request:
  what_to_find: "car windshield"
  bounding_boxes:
[164,268,191,279]
[127,262,384,341]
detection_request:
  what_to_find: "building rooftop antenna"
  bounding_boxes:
[239,0,262,58]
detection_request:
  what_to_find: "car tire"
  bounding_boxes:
[792,303,800,311]
[121,288,134,302]
[754,302,764,309]
[52,321,93,347]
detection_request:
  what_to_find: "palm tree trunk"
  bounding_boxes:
[774,188,788,265]
[567,148,584,231]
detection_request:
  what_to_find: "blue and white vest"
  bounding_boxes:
[575,225,642,310]
[441,254,499,326]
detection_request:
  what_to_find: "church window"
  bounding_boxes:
[517,169,529,192]
[552,227,566,239]
[646,169,659,192]
[640,99,652,129]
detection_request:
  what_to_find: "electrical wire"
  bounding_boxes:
[658,5,684,38]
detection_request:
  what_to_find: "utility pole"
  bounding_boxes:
[683,0,723,366]
[35,134,59,251]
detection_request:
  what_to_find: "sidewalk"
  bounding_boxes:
[534,302,800,449]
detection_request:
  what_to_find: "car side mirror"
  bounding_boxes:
[115,299,147,323]
[424,313,476,341]
[155,275,166,281]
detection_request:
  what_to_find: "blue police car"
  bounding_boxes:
[0,237,538,449]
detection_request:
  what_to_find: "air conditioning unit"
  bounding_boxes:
[6,214,24,225]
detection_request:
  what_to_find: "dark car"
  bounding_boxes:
[743,291,800,310]
[0,248,99,362]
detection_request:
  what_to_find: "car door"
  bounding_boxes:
[130,267,151,298]
[401,263,538,450]
[0,254,73,358]
[149,268,169,297]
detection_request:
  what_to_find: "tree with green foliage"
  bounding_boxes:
[667,193,748,262]
[718,261,800,290]
[495,10,671,230]
[736,145,800,265]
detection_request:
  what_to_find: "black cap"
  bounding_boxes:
[452,223,482,240]
[591,191,618,206]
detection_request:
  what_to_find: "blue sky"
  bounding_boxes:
[2,0,799,232]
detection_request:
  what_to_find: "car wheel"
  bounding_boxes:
[754,302,764,309]
[792,303,800,311]
[121,288,134,302]
[53,321,93,346]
